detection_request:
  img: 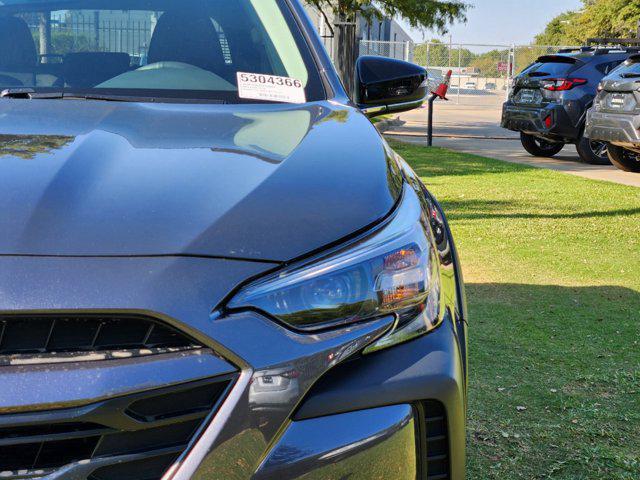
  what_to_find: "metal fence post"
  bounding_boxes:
[39,13,51,60]
[93,10,100,49]
[457,44,461,105]
[404,41,410,62]
[426,42,431,68]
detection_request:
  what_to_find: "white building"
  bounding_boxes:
[303,3,413,61]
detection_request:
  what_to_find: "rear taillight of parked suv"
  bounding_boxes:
[540,78,588,91]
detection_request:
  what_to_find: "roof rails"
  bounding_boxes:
[557,46,594,54]
[557,42,640,56]
[594,47,640,55]
[584,37,640,54]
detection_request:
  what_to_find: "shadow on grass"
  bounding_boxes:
[467,282,640,323]
[440,198,640,221]
[410,160,522,179]
[390,143,532,179]
[466,282,639,479]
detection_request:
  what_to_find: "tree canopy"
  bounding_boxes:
[307,0,468,32]
[535,0,640,45]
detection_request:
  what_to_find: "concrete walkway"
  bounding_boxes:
[383,104,640,188]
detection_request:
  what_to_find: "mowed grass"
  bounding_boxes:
[392,143,640,479]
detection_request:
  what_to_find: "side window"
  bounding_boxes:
[596,61,623,75]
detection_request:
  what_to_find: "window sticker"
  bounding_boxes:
[237,72,306,104]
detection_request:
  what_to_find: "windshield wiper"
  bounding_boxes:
[1,88,63,99]
[1,88,146,102]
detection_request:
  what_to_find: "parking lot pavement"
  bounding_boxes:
[384,100,640,188]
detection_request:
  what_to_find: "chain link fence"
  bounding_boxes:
[359,41,580,106]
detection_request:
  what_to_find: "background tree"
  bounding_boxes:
[535,0,640,46]
[468,48,509,77]
[534,11,579,45]
[307,0,468,93]
[414,39,452,67]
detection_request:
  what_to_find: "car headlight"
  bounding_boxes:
[226,186,443,353]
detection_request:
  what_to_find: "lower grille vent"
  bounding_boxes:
[0,377,234,480]
[422,400,450,480]
[0,314,200,356]
[89,452,180,480]
[126,381,227,422]
[0,436,99,471]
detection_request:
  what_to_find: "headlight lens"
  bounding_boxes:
[227,186,443,351]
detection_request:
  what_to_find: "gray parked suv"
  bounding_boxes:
[586,54,640,172]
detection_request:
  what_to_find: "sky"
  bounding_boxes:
[399,0,583,47]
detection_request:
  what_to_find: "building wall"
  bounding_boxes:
[358,16,387,41]
[389,19,412,44]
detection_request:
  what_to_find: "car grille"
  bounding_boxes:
[0,314,198,355]
[421,400,450,480]
[0,314,236,480]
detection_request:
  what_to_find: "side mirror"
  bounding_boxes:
[354,56,428,118]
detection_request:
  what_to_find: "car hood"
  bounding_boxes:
[0,99,401,261]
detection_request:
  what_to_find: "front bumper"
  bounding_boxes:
[0,253,466,480]
[255,404,418,479]
[502,102,580,142]
[585,109,640,147]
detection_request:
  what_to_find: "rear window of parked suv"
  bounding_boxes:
[611,57,640,77]
[523,56,578,78]
[0,0,325,103]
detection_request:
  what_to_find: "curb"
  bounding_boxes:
[383,131,518,141]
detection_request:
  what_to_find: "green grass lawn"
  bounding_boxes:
[392,143,640,479]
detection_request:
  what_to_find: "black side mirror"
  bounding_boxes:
[354,56,428,118]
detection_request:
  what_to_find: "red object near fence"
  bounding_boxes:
[431,69,452,100]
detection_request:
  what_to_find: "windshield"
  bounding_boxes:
[0,0,324,103]
[523,59,577,78]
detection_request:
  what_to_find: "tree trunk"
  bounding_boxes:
[39,13,51,63]
[333,13,358,97]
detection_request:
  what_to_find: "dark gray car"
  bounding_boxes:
[586,54,640,172]
[0,0,467,479]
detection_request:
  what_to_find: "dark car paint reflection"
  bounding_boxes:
[0,101,334,162]
[0,134,73,160]
[248,365,301,419]
[0,100,392,262]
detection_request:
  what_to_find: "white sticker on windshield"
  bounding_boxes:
[237,72,306,104]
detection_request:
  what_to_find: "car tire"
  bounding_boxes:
[576,136,611,165]
[520,133,564,157]
[607,145,640,172]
